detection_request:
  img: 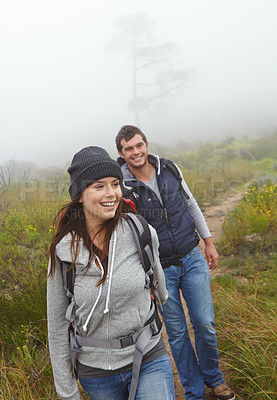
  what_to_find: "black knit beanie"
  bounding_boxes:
[68,146,123,200]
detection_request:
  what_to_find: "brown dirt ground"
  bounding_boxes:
[163,191,244,399]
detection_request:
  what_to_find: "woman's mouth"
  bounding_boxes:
[101,202,116,208]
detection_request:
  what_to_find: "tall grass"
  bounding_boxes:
[0,338,56,399]
[212,281,277,400]
[0,183,63,398]
[215,178,277,399]
[179,159,255,205]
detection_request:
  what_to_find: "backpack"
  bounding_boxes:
[163,158,189,200]
[122,158,189,210]
[59,213,162,400]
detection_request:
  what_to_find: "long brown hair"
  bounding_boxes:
[48,196,124,285]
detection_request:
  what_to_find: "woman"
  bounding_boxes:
[47,146,175,400]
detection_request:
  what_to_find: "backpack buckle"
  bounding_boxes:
[144,267,154,289]
[119,333,135,348]
[150,320,160,335]
[70,333,82,352]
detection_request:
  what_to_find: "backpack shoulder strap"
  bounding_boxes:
[126,213,155,289]
[59,258,76,316]
[163,158,189,200]
[59,259,76,299]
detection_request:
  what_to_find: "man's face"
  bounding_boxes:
[119,134,149,169]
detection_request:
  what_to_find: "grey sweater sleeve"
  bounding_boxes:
[47,257,81,400]
[174,163,211,239]
[149,225,168,304]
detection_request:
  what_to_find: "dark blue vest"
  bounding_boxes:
[123,159,198,262]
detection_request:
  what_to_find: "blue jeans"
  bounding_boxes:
[78,353,175,400]
[162,247,224,400]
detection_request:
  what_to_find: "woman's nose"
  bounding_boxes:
[105,185,115,196]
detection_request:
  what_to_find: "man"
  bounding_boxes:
[115,125,235,400]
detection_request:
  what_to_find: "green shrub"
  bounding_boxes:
[220,183,277,249]
[247,214,269,234]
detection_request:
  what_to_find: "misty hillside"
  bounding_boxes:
[1,132,277,188]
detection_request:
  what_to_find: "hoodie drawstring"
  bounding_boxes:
[82,254,104,332]
[82,231,117,331]
[104,231,116,314]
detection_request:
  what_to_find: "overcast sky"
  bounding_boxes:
[1,0,277,167]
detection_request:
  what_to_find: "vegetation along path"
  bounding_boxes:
[162,189,244,400]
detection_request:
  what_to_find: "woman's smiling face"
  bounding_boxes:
[79,177,122,226]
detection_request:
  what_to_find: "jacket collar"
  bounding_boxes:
[119,153,161,183]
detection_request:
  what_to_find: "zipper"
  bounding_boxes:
[158,171,177,255]
[128,174,176,252]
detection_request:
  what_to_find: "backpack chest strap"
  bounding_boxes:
[70,300,161,400]
[71,299,161,351]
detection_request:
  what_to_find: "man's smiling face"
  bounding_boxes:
[119,134,149,170]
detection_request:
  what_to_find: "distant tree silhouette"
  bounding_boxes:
[0,159,16,192]
[107,12,191,125]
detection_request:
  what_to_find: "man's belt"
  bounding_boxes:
[161,239,199,269]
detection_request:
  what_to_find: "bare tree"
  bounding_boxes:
[0,159,16,189]
[0,159,16,214]
[37,166,69,198]
[18,167,31,182]
[107,12,192,125]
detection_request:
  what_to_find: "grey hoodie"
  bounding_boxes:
[47,218,168,400]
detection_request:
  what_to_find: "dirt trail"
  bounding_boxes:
[163,190,244,399]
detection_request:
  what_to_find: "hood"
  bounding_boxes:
[55,232,90,266]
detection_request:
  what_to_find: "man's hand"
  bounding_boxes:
[203,237,218,270]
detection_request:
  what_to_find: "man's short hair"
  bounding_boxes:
[116,125,148,152]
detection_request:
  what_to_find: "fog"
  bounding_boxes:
[1,0,277,168]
